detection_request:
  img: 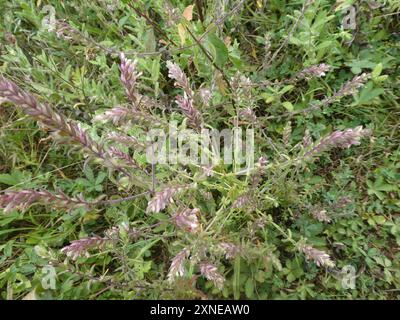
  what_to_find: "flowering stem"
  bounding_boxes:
[0,77,152,188]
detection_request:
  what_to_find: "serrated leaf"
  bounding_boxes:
[95,172,107,185]
[84,166,94,182]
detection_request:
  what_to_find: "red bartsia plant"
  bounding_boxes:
[299,73,371,113]
[93,106,133,125]
[238,107,258,123]
[0,77,103,157]
[232,157,268,209]
[166,61,202,130]
[172,208,200,233]
[293,63,331,81]
[282,121,292,146]
[0,189,88,213]
[0,36,375,297]
[319,73,371,107]
[302,129,312,148]
[146,185,191,213]
[302,126,371,161]
[167,247,228,289]
[311,208,331,223]
[0,77,140,179]
[199,262,225,290]
[54,19,79,40]
[299,244,335,268]
[60,224,151,261]
[166,61,193,98]
[230,72,253,106]
[106,132,146,150]
[95,54,163,129]
[61,235,109,260]
[175,94,202,131]
[94,105,163,127]
[108,146,144,172]
[232,193,253,209]
[219,242,241,260]
[120,52,142,106]
[167,247,190,283]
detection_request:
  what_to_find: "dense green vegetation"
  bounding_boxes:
[0,0,399,299]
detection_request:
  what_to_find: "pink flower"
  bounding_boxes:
[0,189,88,213]
[167,248,190,282]
[172,208,200,233]
[199,262,225,289]
[120,53,142,105]
[299,244,335,268]
[61,236,107,260]
[303,126,371,160]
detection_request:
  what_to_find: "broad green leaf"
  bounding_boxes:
[372,63,383,78]
[356,83,384,105]
[373,216,386,225]
[207,33,228,68]
[0,170,30,186]
[282,101,294,112]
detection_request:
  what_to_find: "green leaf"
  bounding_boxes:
[84,166,94,182]
[356,83,384,105]
[279,85,294,95]
[233,256,241,300]
[95,172,106,185]
[0,174,19,186]
[206,33,228,68]
[346,60,376,74]
[244,277,254,298]
[0,170,30,186]
[287,272,296,282]
[289,36,302,46]
[372,63,383,78]
[118,15,130,28]
[282,101,294,112]
[373,216,386,225]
